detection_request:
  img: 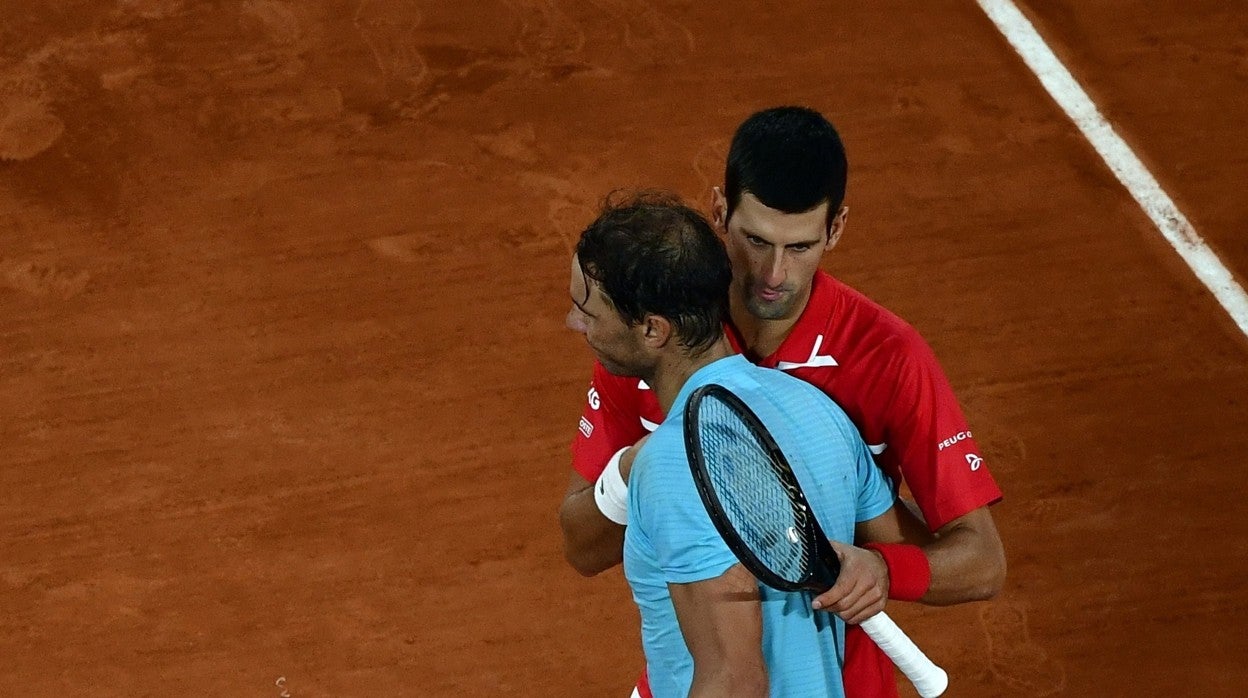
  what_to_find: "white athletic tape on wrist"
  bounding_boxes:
[594,447,630,525]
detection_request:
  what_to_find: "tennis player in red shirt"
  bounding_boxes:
[559,106,1005,697]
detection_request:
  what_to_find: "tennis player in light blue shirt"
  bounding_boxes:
[624,355,895,698]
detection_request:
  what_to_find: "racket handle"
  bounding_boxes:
[859,612,948,698]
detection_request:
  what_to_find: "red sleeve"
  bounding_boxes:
[570,362,649,482]
[882,335,1003,531]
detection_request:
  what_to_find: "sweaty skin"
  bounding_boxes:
[558,443,642,577]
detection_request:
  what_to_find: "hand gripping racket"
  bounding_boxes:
[683,384,949,698]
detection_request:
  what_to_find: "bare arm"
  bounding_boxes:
[557,470,624,576]
[557,442,643,576]
[864,499,1006,603]
[670,564,768,698]
[813,502,1005,616]
[853,331,1008,606]
[916,504,1006,605]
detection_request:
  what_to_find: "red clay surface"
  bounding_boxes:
[2,1,1246,696]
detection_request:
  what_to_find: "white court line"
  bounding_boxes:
[976,0,1248,340]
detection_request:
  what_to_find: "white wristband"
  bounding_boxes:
[594,447,631,525]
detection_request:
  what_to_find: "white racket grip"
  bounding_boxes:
[859,612,948,698]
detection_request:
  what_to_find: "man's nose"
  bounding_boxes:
[762,250,786,287]
[566,308,587,334]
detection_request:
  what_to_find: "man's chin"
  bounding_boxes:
[597,356,642,378]
[746,295,793,321]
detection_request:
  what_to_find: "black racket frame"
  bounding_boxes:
[684,383,843,594]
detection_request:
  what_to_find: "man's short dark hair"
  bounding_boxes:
[576,191,731,354]
[724,106,848,232]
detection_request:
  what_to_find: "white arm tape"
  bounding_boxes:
[594,447,630,525]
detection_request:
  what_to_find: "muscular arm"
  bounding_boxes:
[815,500,1005,618]
[557,471,624,576]
[559,364,653,576]
[909,503,1005,605]
[870,336,1007,606]
[853,496,1005,603]
[670,564,768,698]
[557,442,643,576]
[814,499,1004,620]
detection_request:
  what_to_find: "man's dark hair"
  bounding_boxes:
[723,106,848,233]
[576,191,731,354]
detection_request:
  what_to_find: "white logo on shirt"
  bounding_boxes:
[579,417,593,438]
[586,387,600,410]
[776,334,839,371]
[966,453,983,471]
[938,430,973,451]
[635,382,658,432]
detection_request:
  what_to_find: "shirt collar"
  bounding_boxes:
[668,355,751,416]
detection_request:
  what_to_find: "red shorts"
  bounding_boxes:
[633,624,897,697]
[842,623,899,697]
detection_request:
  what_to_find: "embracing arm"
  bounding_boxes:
[670,564,768,698]
[813,499,1005,617]
[558,441,646,576]
[558,470,624,576]
[867,334,1007,606]
[559,364,651,576]
[905,502,1005,605]
[860,476,1006,605]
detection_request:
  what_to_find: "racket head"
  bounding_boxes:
[684,383,840,593]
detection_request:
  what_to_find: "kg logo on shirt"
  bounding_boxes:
[965,453,983,471]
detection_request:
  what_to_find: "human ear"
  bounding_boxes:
[711,187,728,230]
[826,206,849,249]
[642,314,673,348]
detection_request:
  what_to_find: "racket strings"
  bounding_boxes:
[696,395,812,582]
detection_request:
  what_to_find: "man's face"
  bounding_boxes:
[713,190,842,321]
[566,255,651,376]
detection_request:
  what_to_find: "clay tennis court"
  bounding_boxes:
[3,1,1246,695]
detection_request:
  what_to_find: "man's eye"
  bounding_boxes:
[790,245,811,252]
[747,236,766,247]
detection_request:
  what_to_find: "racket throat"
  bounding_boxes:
[809,556,840,593]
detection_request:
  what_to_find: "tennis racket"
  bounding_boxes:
[683,383,949,698]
